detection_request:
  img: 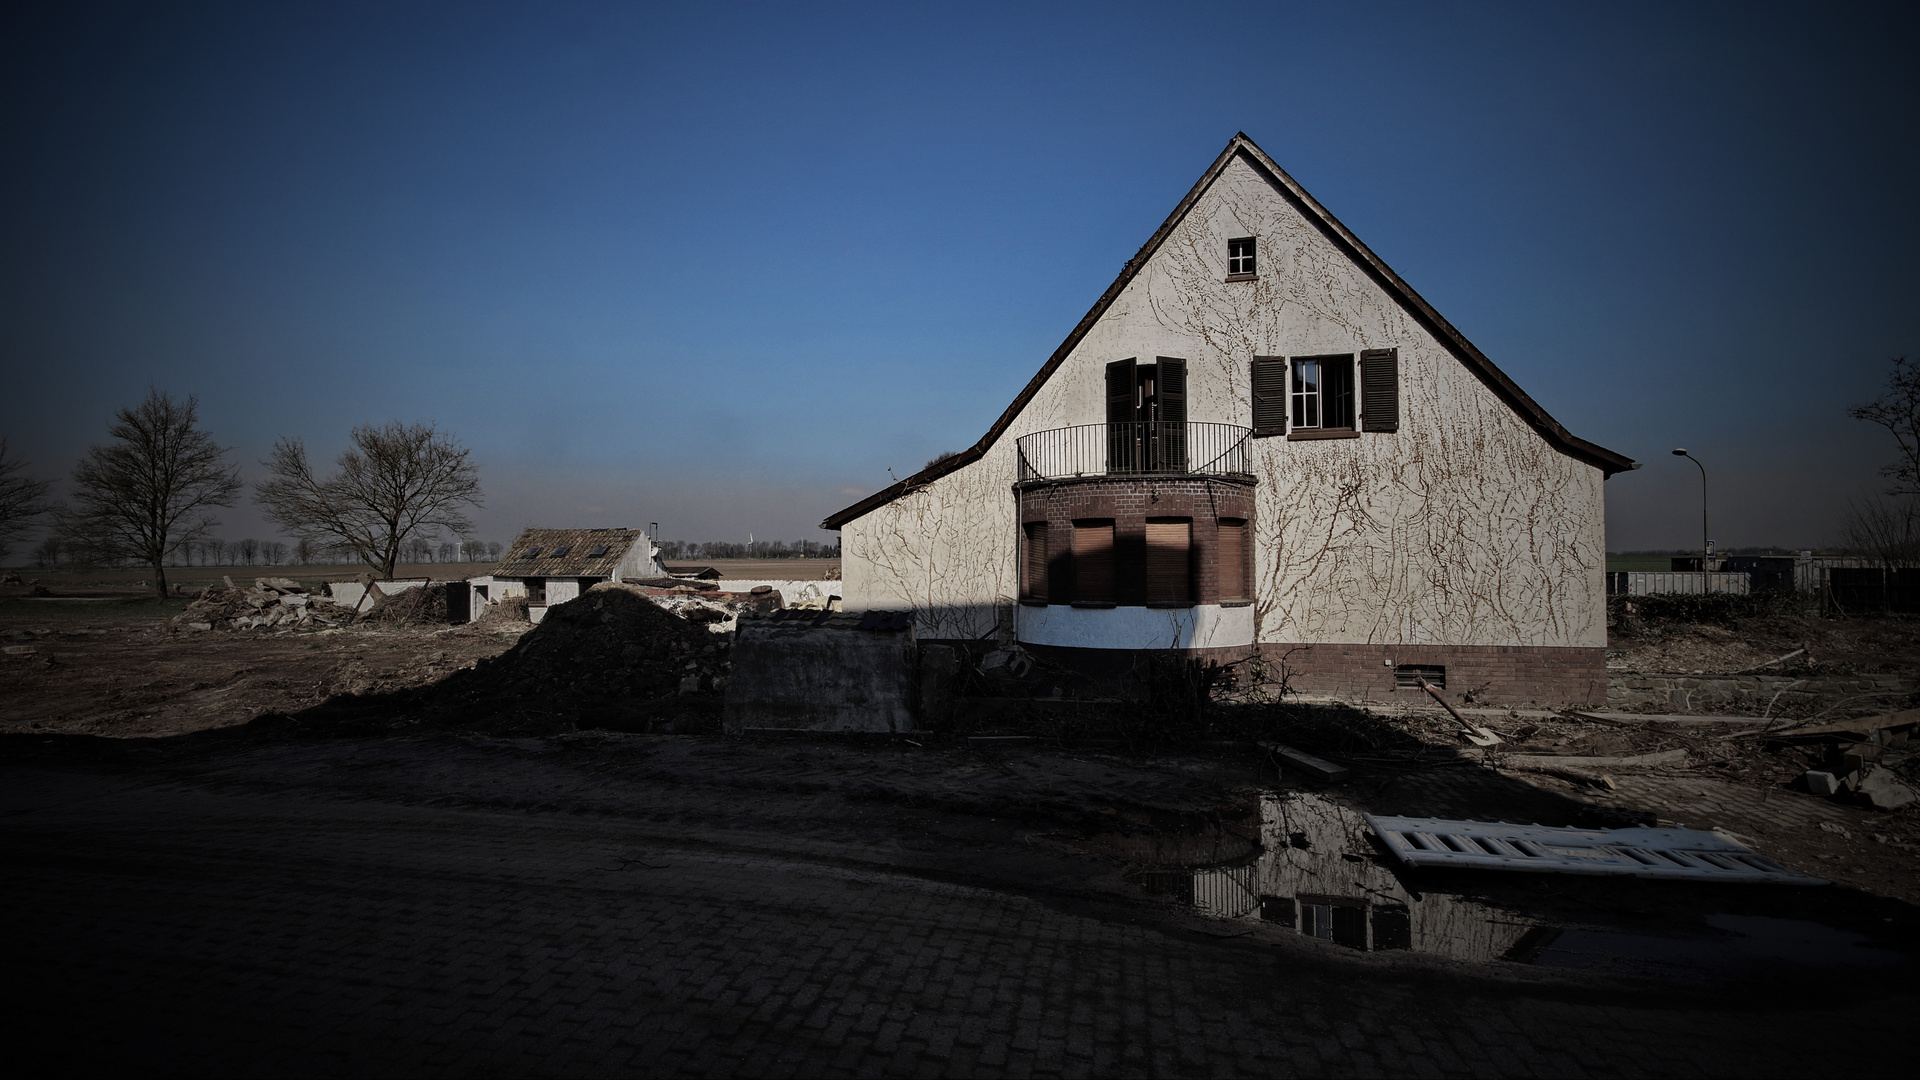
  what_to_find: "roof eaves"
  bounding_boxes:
[823,133,1633,531]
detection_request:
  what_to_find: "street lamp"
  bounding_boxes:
[1672,449,1709,570]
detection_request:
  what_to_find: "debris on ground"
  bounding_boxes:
[169,577,356,633]
[360,582,447,625]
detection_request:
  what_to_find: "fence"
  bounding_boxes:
[1606,572,1751,597]
[1827,568,1920,614]
[1016,422,1251,482]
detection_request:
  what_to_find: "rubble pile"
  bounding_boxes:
[279,585,727,734]
[362,583,448,625]
[170,577,353,633]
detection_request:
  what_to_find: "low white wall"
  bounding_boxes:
[1016,603,1255,650]
[717,580,842,607]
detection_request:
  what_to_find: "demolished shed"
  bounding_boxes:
[469,528,668,623]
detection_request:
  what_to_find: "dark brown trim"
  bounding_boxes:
[822,133,1634,531]
[1287,428,1361,441]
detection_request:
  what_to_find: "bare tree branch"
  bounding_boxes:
[0,437,57,562]
[255,422,483,578]
[54,391,241,597]
[1849,355,1920,497]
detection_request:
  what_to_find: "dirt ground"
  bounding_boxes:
[1607,594,1920,677]
[4,579,1914,909]
[0,589,527,737]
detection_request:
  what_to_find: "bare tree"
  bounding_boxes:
[485,541,502,561]
[256,422,482,578]
[33,536,63,569]
[437,540,456,562]
[1841,496,1920,569]
[237,537,260,565]
[1850,355,1920,496]
[0,438,56,562]
[402,535,434,564]
[263,540,288,565]
[54,391,241,597]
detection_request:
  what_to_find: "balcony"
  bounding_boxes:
[1015,422,1252,483]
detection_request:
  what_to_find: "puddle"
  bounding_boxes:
[1131,792,1911,982]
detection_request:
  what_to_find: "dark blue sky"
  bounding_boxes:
[3,2,1915,550]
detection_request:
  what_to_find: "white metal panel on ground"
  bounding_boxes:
[1364,816,1826,885]
[1192,866,1259,918]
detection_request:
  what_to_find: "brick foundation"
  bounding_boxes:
[1256,642,1606,708]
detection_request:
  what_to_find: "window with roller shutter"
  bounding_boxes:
[1145,519,1192,605]
[1021,522,1049,602]
[1072,520,1115,605]
[1218,518,1248,602]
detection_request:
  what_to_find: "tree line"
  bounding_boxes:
[0,389,841,598]
[28,535,508,570]
[654,538,839,561]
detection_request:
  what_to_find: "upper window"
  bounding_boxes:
[1228,236,1256,277]
[1291,356,1355,431]
[522,546,542,558]
[550,545,571,558]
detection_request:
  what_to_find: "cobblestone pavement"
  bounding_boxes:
[2,754,1911,1078]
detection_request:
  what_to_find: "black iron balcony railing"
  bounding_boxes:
[1016,422,1252,482]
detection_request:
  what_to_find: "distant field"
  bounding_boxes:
[4,557,841,592]
[663,559,841,580]
[4,562,501,593]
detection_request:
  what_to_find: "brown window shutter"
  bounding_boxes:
[1022,522,1048,601]
[1106,358,1137,425]
[1217,519,1246,601]
[1360,348,1399,432]
[1144,519,1191,604]
[1106,358,1138,473]
[1252,356,1286,434]
[1072,521,1115,603]
[1156,356,1187,471]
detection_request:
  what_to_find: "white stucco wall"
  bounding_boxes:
[840,151,1609,650]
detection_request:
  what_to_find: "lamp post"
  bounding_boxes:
[1672,449,1709,571]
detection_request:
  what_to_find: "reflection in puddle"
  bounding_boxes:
[1163,792,1906,979]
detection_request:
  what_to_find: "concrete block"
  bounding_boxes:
[724,612,916,734]
[1804,770,1840,796]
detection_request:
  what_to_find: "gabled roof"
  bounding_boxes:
[823,133,1636,530]
[490,528,644,579]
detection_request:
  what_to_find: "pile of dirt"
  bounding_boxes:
[275,585,728,735]
[362,583,447,625]
[169,577,353,633]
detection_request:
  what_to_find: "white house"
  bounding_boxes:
[822,134,1635,706]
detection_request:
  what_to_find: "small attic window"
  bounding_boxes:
[522,546,542,558]
[587,544,610,557]
[550,545,571,557]
[1228,236,1256,277]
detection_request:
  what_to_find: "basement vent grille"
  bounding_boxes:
[1394,664,1444,689]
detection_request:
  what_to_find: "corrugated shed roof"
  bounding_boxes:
[490,528,644,579]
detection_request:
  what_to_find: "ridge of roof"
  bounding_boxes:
[822,133,1634,531]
